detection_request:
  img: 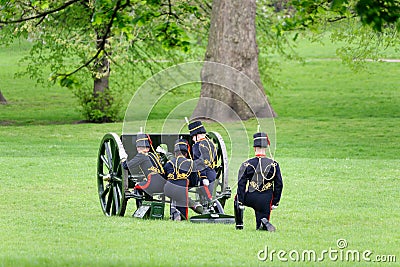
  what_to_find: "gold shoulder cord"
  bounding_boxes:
[187,147,202,180]
[249,158,276,192]
[173,155,192,180]
[149,152,165,174]
[148,137,164,170]
[260,158,276,182]
[247,160,260,191]
[209,138,218,168]
[258,159,276,191]
[166,159,176,180]
[200,138,217,168]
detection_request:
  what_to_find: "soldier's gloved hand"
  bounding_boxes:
[118,148,128,163]
[271,205,278,210]
[239,205,245,210]
[202,178,210,186]
[156,145,166,154]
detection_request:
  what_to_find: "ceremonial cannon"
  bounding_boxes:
[96,132,234,223]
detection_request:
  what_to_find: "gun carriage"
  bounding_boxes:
[97,132,234,223]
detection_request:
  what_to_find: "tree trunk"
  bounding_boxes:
[92,35,112,122]
[93,55,110,95]
[0,90,7,104]
[192,0,277,121]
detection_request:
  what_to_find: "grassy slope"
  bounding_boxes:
[0,42,82,125]
[0,37,399,266]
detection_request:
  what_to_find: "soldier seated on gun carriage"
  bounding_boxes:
[120,133,205,216]
[163,139,203,221]
[120,133,166,200]
[188,121,218,205]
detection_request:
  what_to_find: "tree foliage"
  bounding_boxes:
[354,0,400,31]
[0,0,210,122]
[260,0,400,71]
[1,0,399,122]
[270,0,400,31]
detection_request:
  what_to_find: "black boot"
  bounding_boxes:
[189,198,204,214]
[258,218,276,232]
[135,199,142,208]
[192,203,204,214]
[170,210,182,221]
[132,188,143,199]
[234,198,244,230]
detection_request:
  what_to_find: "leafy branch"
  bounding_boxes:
[0,0,81,24]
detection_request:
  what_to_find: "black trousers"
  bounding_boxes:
[164,179,189,219]
[244,190,273,229]
[199,168,217,201]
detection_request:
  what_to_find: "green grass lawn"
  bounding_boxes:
[0,37,399,266]
[0,42,82,125]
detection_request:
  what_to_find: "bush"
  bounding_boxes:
[78,88,122,123]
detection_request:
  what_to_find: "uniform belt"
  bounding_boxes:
[148,166,164,175]
[167,173,188,180]
[249,181,272,192]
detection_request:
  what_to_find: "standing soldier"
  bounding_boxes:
[188,121,218,204]
[234,132,283,231]
[164,139,201,220]
[120,133,166,199]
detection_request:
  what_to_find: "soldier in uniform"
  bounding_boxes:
[163,139,201,220]
[188,121,218,204]
[120,133,166,199]
[234,132,283,231]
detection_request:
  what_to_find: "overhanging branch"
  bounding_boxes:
[0,0,81,24]
[57,0,124,78]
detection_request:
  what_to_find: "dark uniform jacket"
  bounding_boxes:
[192,137,217,179]
[164,154,200,183]
[237,156,283,206]
[123,152,164,177]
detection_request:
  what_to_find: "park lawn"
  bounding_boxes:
[1,37,399,266]
[0,121,398,266]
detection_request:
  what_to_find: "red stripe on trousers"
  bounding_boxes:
[268,195,274,221]
[204,185,212,200]
[135,173,152,190]
[184,179,189,220]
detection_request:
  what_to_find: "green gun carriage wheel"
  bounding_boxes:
[206,131,231,208]
[97,133,127,216]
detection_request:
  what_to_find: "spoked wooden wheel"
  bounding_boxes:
[207,131,230,208]
[97,133,127,216]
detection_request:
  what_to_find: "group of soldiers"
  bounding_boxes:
[119,121,283,231]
